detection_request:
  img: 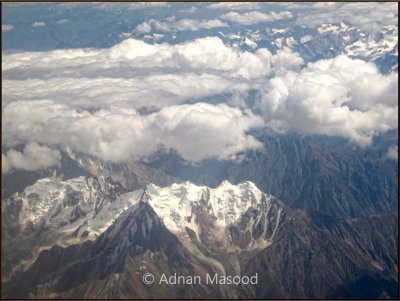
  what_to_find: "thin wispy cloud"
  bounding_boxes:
[135,17,228,33]
[2,24,14,32]
[207,2,261,11]
[221,11,293,25]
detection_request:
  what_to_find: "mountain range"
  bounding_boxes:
[2,173,398,298]
[2,3,398,299]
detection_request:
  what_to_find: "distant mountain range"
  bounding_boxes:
[217,22,398,73]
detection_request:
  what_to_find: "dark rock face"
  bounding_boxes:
[54,201,190,293]
[245,213,398,299]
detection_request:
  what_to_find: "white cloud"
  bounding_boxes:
[3,74,241,111]
[300,35,313,44]
[3,37,274,82]
[180,6,198,13]
[135,18,228,33]
[32,21,46,27]
[2,154,11,174]
[271,47,304,76]
[2,37,277,164]
[2,101,263,162]
[2,37,397,164]
[2,24,14,32]
[84,2,169,11]
[135,21,153,33]
[207,2,260,11]
[111,2,169,9]
[311,2,337,9]
[2,143,60,174]
[55,19,69,25]
[386,145,398,160]
[272,3,308,10]
[298,2,398,33]
[259,55,398,145]
[145,103,264,161]
[221,11,293,25]
[174,19,229,31]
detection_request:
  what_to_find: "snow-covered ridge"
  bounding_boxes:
[2,177,285,271]
[5,176,139,242]
[5,177,284,275]
[218,23,397,73]
[10,176,281,245]
[146,179,264,228]
[317,22,354,35]
[344,25,398,61]
[143,179,283,254]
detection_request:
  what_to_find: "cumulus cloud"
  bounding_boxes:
[3,74,241,111]
[2,36,397,164]
[271,47,304,76]
[32,21,46,27]
[3,101,263,162]
[207,2,261,11]
[221,11,293,25]
[4,37,266,78]
[3,37,275,110]
[298,2,398,33]
[386,145,398,160]
[135,18,228,33]
[259,55,398,145]
[2,24,14,32]
[3,37,281,112]
[2,143,60,174]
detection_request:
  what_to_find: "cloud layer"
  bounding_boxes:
[207,2,261,11]
[135,18,228,33]
[2,143,60,174]
[3,37,274,81]
[2,35,398,164]
[3,101,263,162]
[3,37,286,113]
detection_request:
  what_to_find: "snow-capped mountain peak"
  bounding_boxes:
[4,177,286,277]
[141,180,282,254]
[145,180,265,226]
